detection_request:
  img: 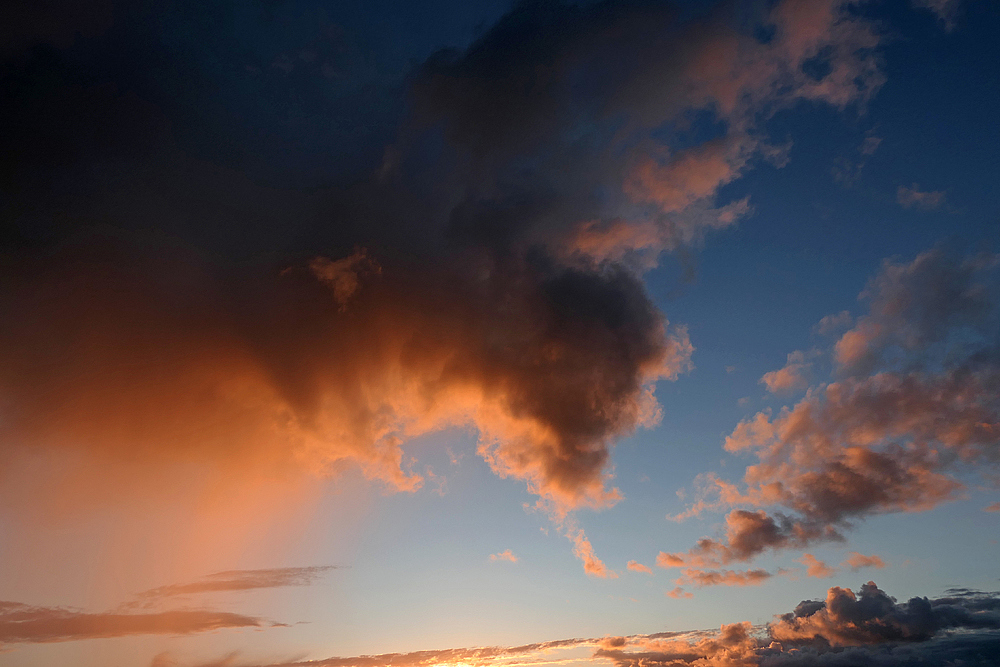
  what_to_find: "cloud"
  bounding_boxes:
[136,567,341,601]
[985,502,1000,512]
[667,248,1000,566]
[841,552,886,570]
[0,600,270,645]
[798,554,836,579]
[566,525,617,579]
[770,581,1000,647]
[489,550,518,563]
[814,310,853,336]
[627,560,652,575]
[159,583,1000,667]
[896,184,946,210]
[674,567,773,588]
[666,587,693,599]
[912,0,963,30]
[760,351,814,395]
[0,0,891,574]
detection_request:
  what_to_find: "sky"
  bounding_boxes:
[1,0,999,666]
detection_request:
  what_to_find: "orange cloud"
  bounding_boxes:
[489,550,518,563]
[674,567,772,588]
[798,554,836,579]
[760,350,814,394]
[626,560,652,575]
[842,552,886,570]
[665,587,693,599]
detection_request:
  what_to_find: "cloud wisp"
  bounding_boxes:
[135,567,342,601]
[0,601,272,646]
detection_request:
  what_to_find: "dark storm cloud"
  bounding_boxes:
[0,0,889,574]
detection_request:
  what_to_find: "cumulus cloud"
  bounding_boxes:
[760,351,814,394]
[664,249,1000,567]
[0,601,270,645]
[896,184,946,210]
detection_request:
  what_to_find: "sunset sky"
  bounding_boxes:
[1,0,999,666]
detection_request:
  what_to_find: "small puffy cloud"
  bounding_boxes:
[984,502,1000,513]
[798,554,836,579]
[842,552,886,570]
[666,587,693,599]
[897,184,946,210]
[760,350,814,394]
[489,550,518,563]
[627,561,653,575]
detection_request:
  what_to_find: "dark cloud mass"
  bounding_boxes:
[0,0,888,551]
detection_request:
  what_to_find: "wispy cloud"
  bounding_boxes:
[136,567,342,601]
[842,552,887,570]
[897,183,946,210]
[0,601,272,645]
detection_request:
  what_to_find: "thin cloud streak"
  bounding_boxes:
[0,601,272,645]
[136,567,342,600]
